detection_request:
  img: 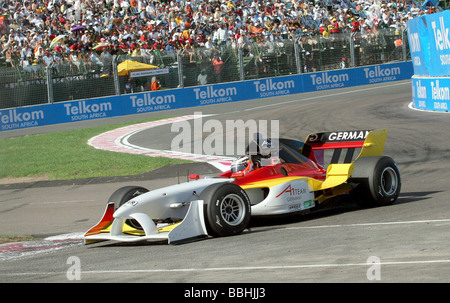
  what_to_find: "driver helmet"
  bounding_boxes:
[230,156,253,175]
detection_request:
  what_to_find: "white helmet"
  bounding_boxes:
[230,156,253,175]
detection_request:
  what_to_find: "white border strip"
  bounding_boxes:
[4,259,450,277]
[87,114,234,169]
[283,218,450,230]
[408,102,450,114]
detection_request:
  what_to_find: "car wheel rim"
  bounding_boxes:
[220,194,246,226]
[380,167,398,196]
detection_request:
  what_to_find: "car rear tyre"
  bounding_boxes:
[200,183,251,237]
[109,186,149,230]
[350,156,401,206]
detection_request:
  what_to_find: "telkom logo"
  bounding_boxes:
[253,79,295,92]
[431,16,450,51]
[64,101,112,115]
[409,32,421,52]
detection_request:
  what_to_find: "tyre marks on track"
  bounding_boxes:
[0,233,83,261]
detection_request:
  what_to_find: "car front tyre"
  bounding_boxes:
[200,183,251,237]
[109,186,149,229]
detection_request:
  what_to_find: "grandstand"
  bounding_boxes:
[0,0,445,108]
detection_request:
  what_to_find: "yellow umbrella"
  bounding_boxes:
[117,60,158,76]
[93,42,109,50]
[50,34,66,48]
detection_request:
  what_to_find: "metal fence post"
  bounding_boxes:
[294,39,302,74]
[238,47,245,81]
[402,29,407,61]
[177,50,184,88]
[112,55,120,95]
[46,64,54,104]
[349,33,356,68]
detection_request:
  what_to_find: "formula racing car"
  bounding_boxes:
[84,129,401,244]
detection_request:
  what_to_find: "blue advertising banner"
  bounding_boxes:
[0,104,51,131]
[188,80,253,106]
[355,63,414,85]
[426,10,450,77]
[303,69,353,91]
[121,89,183,115]
[406,11,450,111]
[248,75,304,99]
[53,96,123,123]
[120,80,252,115]
[302,62,413,91]
[0,61,414,132]
[412,76,450,112]
[407,16,430,76]
[407,10,450,77]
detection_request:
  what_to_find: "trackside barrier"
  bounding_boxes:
[412,77,450,111]
[407,11,450,112]
[0,61,413,132]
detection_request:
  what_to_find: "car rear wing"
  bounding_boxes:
[302,129,388,168]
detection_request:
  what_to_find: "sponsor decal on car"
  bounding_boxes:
[276,184,307,198]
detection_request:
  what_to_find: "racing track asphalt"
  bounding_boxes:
[1,80,450,284]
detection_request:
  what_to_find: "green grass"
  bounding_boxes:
[0,235,35,244]
[0,117,188,181]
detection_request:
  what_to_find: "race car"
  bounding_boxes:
[84,128,401,244]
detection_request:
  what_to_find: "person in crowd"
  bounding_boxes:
[197,68,208,85]
[212,54,224,83]
[151,76,161,91]
[0,0,436,74]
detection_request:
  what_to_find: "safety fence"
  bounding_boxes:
[0,28,410,110]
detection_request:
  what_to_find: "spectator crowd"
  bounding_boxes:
[0,0,442,71]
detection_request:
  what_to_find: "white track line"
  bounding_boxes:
[408,102,450,114]
[283,218,450,230]
[3,218,449,263]
[79,259,450,274]
[4,259,450,277]
[246,81,412,111]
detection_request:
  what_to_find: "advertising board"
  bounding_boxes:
[407,10,450,77]
[0,62,414,132]
[412,76,450,111]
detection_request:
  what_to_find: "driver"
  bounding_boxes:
[230,135,279,176]
[230,156,254,176]
[247,137,276,168]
